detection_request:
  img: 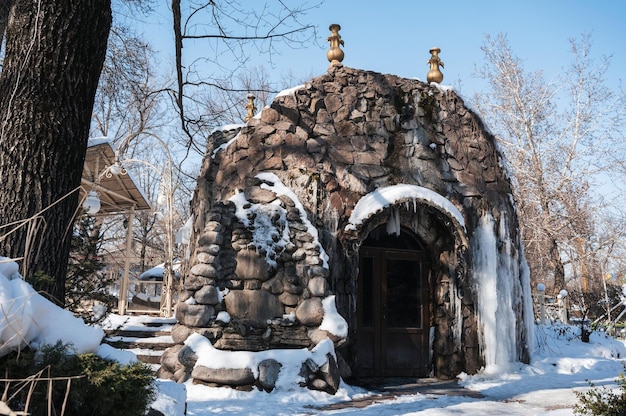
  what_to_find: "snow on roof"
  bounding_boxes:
[139,262,182,280]
[274,84,305,98]
[87,136,112,147]
[140,265,165,280]
[211,130,242,159]
[210,124,245,135]
[345,184,465,231]
[430,82,454,93]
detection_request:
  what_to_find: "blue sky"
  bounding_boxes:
[137,0,626,99]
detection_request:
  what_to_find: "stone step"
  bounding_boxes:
[105,337,174,351]
[104,329,172,338]
[102,320,176,367]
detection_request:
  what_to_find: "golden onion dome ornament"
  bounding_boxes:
[326,24,344,68]
[244,94,256,122]
[426,47,444,83]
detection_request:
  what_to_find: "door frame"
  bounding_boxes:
[355,229,431,378]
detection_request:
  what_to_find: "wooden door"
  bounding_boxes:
[356,239,430,377]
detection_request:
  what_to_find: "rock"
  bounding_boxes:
[307,328,330,344]
[190,263,218,278]
[257,359,283,392]
[173,367,190,384]
[198,231,223,246]
[194,285,220,305]
[178,345,199,367]
[192,366,256,386]
[195,327,224,343]
[196,252,216,264]
[278,291,300,307]
[171,323,192,344]
[183,273,214,291]
[160,344,185,373]
[175,303,214,327]
[214,332,267,351]
[260,107,280,123]
[282,282,303,295]
[155,366,174,381]
[295,298,324,326]
[307,277,327,297]
[235,248,270,280]
[245,187,276,204]
[244,279,262,290]
[319,353,341,394]
[309,378,329,392]
[224,289,284,324]
[262,276,284,294]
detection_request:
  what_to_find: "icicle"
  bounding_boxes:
[452,280,463,347]
[385,206,401,236]
[473,211,532,372]
[472,213,499,369]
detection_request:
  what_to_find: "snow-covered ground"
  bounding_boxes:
[113,315,623,415]
[152,324,624,416]
[3,257,625,415]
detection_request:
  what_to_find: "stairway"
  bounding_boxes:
[102,315,177,367]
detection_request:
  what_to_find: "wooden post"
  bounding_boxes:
[118,206,135,315]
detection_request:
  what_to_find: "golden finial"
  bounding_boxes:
[326,24,344,68]
[426,47,444,83]
[244,94,256,122]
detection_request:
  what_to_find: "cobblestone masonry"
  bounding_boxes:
[158,66,532,393]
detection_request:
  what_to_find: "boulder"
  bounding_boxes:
[224,289,283,324]
[295,298,324,326]
[235,248,270,280]
[175,303,214,327]
[257,359,283,392]
[191,366,256,386]
[307,277,327,297]
[194,285,220,305]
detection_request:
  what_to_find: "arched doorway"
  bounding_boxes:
[355,225,430,377]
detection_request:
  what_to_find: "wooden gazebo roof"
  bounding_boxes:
[81,140,151,214]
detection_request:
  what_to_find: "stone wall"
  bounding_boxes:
[159,65,532,391]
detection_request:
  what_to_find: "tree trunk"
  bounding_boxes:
[0,0,111,305]
[549,238,566,292]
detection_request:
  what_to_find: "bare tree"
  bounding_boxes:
[91,24,166,144]
[170,0,320,156]
[473,33,626,295]
[0,0,111,305]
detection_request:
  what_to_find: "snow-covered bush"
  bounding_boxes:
[574,364,626,415]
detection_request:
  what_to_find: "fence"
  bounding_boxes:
[0,369,86,416]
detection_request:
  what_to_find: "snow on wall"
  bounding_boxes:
[229,173,330,269]
[230,191,291,268]
[257,172,329,268]
[319,295,348,337]
[186,332,336,390]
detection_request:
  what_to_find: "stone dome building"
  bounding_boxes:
[158,64,534,393]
